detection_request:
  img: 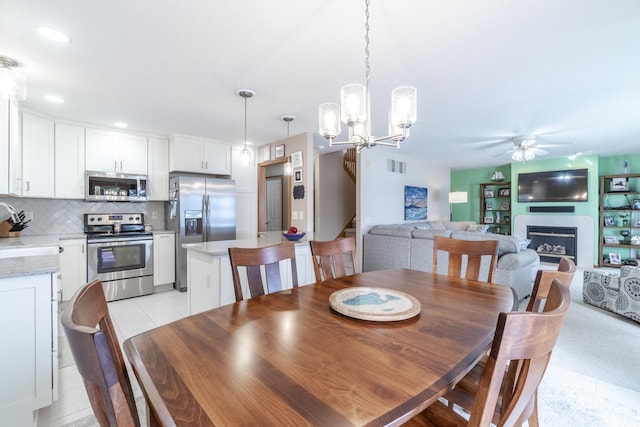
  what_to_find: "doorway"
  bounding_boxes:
[258,157,291,232]
[265,176,283,231]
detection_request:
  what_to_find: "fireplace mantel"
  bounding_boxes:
[513,215,594,268]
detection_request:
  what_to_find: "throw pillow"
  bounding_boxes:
[518,238,532,250]
[467,224,489,233]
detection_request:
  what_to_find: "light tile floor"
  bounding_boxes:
[38,271,640,426]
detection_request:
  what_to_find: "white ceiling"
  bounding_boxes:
[3,0,640,170]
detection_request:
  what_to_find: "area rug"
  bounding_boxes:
[538,373,640,427]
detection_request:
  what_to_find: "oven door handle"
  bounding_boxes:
[202,194,210,242]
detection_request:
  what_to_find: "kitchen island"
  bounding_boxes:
[0,236,61,427]
[182,231,315,314]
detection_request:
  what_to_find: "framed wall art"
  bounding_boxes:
[291,151,303,168]
[294,169,303,183]
[275,144,285,159]
[404,186,428,221]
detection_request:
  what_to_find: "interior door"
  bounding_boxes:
[266,176,283,231]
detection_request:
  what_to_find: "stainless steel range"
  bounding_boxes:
[85,213,153,301]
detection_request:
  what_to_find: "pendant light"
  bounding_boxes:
[281,115,295,176]
[318,0,417,153]
[0,57,27,101]
[237,89,255,166]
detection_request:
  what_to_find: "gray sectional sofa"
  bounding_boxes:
[362,221,540,301]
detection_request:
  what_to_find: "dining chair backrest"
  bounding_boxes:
[61,279,140,427]
[228,242,298,302]
[433,236,499,283]
[414,278,571,427]
[309,237,359,282]
[526,256,576,312]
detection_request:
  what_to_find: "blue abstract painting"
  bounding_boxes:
[405,186,428,220]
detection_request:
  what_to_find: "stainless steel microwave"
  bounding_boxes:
[85,171,148,202]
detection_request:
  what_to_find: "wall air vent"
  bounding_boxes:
[388,159,407,174]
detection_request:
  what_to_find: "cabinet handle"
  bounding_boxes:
[120,160,123,171]
[114,160,118,171]
[25,181,30,192]
[205,161,208,169]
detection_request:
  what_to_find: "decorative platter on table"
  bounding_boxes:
[329,287,421,321]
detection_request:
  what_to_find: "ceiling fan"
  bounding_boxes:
[493,136,555,162]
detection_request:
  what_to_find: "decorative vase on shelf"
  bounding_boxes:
[491,170,505,182]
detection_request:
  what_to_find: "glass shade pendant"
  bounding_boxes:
[0,57,26,101]
[237,89,255,166]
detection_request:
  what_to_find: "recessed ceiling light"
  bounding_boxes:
[113,122,128,128]
[44,95,65,103]
[38,27,71,43]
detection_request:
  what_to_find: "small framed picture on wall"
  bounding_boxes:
[275,144,285,159]
[291,151,303,168]
[294,169,303,183]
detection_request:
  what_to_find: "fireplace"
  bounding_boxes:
[527,226,577,264]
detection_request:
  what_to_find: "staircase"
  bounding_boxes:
[337,148,357,239]
[343,148,356,183]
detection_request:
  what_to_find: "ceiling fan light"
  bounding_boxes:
[512,150,523,162]
[524,149,536,161]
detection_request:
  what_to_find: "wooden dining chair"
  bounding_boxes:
[309,237,359,282]
[61,279,146,427]
[418,258,577,427]
[228,242,298,302]
[433,236,499,283]
[405,278,571,427]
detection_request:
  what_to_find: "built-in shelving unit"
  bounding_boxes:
[599,173,640,267]
[479,182,511,235]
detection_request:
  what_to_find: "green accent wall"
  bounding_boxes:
[451,153,640,266]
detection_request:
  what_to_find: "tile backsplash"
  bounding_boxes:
[0,197,166,236]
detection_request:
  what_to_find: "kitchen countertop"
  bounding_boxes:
[182,231,313,256]
[0,235,62,278]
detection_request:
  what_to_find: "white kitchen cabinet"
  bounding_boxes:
[21,112,55,198]
[59,238,87,301]
[169,134,231,175]
[55,123,85,199]
[147,137,169,200]
[0,273,55,423]
[85,128,148,174]
[0,97,22,196]
[153,232,175,287]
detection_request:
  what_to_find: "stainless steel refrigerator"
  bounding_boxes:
[167,174,236,291]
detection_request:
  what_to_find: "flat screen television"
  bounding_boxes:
[517,168,588,203]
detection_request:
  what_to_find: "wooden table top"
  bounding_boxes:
[124,269,514,426]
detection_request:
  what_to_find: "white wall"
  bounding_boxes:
[315,151,356,240]
[357,148,450,239]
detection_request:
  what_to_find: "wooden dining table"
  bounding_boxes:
[124,268,514,426]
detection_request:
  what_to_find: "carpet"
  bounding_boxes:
[538,373,640,427]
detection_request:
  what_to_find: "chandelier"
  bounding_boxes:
[318,0,417,153]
